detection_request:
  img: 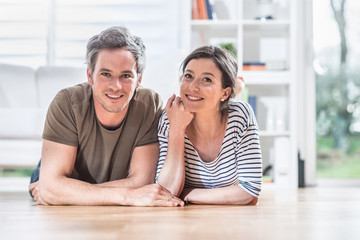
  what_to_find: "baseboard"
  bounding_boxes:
[0,177,29,192]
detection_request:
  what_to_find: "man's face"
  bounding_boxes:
[87,48,141,114]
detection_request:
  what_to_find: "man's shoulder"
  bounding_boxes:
[134,87,161,101]
[132,87,162,108]
[57,82,92,106]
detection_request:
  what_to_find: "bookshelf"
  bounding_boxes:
[186,0,299,188]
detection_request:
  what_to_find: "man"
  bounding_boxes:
[29,26,183,207]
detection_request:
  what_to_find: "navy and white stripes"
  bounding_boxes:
[156,101,262,197]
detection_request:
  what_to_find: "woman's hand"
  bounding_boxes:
[165,94,194,132]
[234,76,245,97]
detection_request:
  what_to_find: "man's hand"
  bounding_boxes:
[29,181,46,205]
[127,184,184,207]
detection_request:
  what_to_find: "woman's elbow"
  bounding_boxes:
[245,196,258,205]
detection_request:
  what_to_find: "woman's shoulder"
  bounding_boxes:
[159,109,169,123]
[158,110,170,135]
[228,101,257,128]
[228,101,252,118]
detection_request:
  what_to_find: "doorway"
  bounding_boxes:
[313,0,360,181]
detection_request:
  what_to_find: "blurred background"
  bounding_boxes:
[0,0,359,189]
[314,0,360,180]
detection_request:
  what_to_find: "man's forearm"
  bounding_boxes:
[96,177,148,188]
[36,177,184,207]
[38,177,130,206]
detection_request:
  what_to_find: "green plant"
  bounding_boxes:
[219,43,237,58]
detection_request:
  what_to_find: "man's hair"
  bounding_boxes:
[180,45,239,113]
[86,26,146,75]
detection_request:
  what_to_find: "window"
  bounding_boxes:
[314,0,360,178]
[0,0,181,68]
[0,0,49,67]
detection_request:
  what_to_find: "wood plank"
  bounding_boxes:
[1,187,360,239]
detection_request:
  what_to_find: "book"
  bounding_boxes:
[205,0,217,20]
[197,0,208,20]
[192,0,200,20]
[248,95,257,118]
[242,62,266,71]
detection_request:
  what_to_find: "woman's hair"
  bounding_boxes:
[180,45,240,112]
[86,26,146,76]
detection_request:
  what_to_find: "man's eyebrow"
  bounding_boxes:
[121,70,135,74]
[99,68,112,72]
[98,68,135,74]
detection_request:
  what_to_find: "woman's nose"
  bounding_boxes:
[188,78,200,91]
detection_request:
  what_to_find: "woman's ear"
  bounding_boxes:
[221,87,232,101]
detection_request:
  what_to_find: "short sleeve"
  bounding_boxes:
[233,102,262,197]
[155,110,169,182]
[42,90,78,146]
[132,88,163,147]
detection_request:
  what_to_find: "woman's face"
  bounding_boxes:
[180,58,230,114]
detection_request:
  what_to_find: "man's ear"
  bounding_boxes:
[136,74,143,88]
[87,67,93,85]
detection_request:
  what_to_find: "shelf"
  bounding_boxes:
[259,131,291,137]
[191,20,238,30]
[189,0,298,188]
[191,19,290,30]
[242,19,290,26]
[242,71,291,85]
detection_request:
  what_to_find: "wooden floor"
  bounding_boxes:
[1,185,360,240]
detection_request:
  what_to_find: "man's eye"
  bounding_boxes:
[101,72,110,77]
[121,74,131,78]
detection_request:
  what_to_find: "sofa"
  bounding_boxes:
[0,49,186,169]
[0,63,87,168]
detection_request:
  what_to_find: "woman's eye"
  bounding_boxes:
[184,73,192,79]
[203,77,212,83]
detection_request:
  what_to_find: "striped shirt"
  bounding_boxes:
[156,101,262,197]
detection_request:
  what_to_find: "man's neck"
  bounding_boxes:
[94,102,129,130]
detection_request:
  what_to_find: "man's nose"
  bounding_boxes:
[111,77,123,89]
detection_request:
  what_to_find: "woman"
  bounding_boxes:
[156,46,262,205]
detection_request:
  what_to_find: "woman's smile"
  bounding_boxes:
[185,94,204,101]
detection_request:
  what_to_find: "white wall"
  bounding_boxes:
[0,0,187,102]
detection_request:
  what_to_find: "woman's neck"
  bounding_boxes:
[187,110,227,141]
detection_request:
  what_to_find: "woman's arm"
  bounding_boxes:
[181,186,258,205]
[156,95,193,196]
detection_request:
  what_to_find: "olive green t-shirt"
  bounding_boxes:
[42,83,162,183]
